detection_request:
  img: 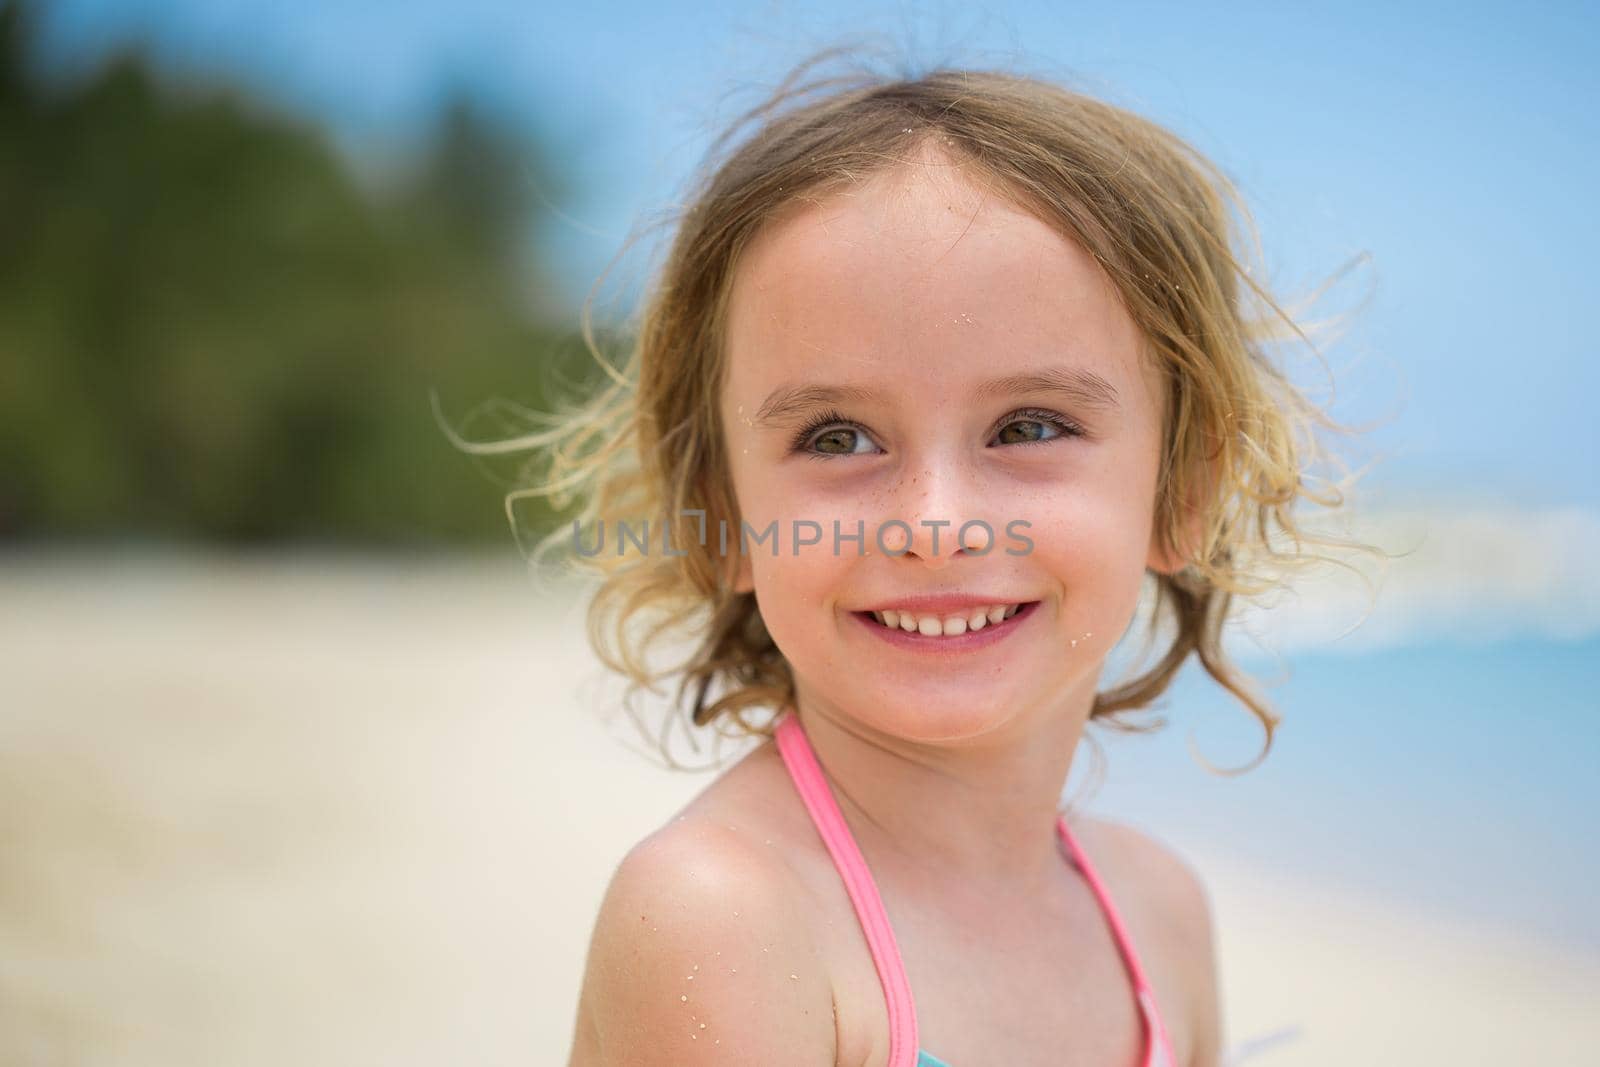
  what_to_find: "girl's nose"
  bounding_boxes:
[882,462,988,568]
[899,522,980,569]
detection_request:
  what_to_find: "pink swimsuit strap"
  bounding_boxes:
[772,709,1179,1067]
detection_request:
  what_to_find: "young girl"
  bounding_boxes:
[461,48,1376,1067]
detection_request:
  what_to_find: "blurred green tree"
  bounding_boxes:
[0,0,603,548]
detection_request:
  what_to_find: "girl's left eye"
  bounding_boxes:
[789,407,1085,459]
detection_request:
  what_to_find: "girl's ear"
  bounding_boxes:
[1146,516,1192,577]
[1146,455,1216,576]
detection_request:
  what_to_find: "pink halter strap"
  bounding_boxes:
[771,709,1179,1067]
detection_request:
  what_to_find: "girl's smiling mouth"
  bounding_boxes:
[850,600,1041,652]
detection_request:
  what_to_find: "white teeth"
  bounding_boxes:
[871,603,1025,636]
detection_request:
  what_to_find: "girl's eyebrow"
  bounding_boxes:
[751,367,1121,429]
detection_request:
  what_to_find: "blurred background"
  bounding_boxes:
[1,1,1596,1064]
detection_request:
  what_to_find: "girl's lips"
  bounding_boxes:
[850,600,1040,653]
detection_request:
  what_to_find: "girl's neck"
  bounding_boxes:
[785,689,1092,899]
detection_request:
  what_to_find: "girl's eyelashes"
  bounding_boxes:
[789,407,871,458]
[995,407,1087,446]
[788,406,1086,459]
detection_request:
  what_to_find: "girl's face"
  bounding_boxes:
[718,156,1184,745]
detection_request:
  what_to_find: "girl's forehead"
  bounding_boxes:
[740,163,1054,279]
[723,168,1150,406]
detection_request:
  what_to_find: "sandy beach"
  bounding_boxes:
[2,550,1595,1065]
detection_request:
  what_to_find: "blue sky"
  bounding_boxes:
[32,1,1600,513]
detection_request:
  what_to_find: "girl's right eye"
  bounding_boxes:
[789,408,877,460]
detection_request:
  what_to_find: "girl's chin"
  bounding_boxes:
[821,697,1034,745]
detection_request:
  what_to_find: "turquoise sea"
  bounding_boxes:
[1089,632,1600,958]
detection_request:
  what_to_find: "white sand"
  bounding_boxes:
[1,551,1595,1065]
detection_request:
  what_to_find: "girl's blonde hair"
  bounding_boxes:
[441,47,1388,775]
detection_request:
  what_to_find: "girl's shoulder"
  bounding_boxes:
[625,738,830,912]
[568,739,841,1065]
[1066,815,1223,1067]
[650,731,836,893]
[1065,814,1210,919]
